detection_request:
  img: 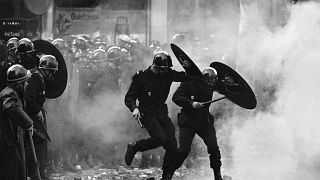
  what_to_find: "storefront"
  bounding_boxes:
[54,0,150,45]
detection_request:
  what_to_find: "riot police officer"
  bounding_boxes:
[6,37,19,61]
[0,64,33,180]
[16,38,39,70]
[169,67,223,180]
[149,40,162,54]
[85,49,109,98]
[124,51,195,180]
[72,37,88,54]
[52,38,68,53]
[87,47,123,100]
[106,46,123,90]
[24,55,58,180]
[106,45,123,67]
[0,38,20,91]
[52,38,73,85]
[172,34,186,47]
[94,41,108,51]
[92,48,107,62]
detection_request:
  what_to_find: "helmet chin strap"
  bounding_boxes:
[38,68,52,81]
[151,65,167,76]
[38,68,46,78]
[151,66,159,75]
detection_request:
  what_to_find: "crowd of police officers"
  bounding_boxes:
[0,35,149,179]
[0,37,60,180]
[0,34,175,180]
[0,33,229,180]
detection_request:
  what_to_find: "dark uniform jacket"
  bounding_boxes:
[24,69,46,139]
[172,80,217,128]
[125,66,192,113]
[25,69,45,117]
[0,86,33,180]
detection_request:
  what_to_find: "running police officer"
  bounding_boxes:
[169,67,223,180]
[124,51,195,180]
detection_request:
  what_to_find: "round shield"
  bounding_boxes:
[210,61,257,109]
[24,0,53,15]
[170,43,202,76]
[33,39,68,99]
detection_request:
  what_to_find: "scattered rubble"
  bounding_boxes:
[49,166,225,180]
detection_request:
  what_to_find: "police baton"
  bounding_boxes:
[28,131,42,180]
[136,117,143,128]
[200,96,227,106]
[38,109,51,142]
[38,120,51,142]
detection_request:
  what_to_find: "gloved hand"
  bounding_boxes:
[132,108,141,120]
[192,102,203,109]
[36,111,44,123]
[33,128,46,140]
[26,125,33,137]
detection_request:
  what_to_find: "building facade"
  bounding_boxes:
[0,0,302,44]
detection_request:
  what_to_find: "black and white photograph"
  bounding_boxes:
[0,0,319,180]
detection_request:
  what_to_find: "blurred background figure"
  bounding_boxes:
[6,37,19,62]
[114,16,130,45]
[149,40,162,54]
[171,34,185,47]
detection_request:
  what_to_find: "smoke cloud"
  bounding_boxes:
[166,1,320,179]
[226,1,320,180]
[45,1,320,179]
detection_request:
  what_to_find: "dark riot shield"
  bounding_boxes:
[210,61,257,109]
[170,43,202,77]
[33,39,68,99]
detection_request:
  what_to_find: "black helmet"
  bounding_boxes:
[7,64,27,84]
[92,49,107,61]
[152,51,172,67]
[202,67,218,86]
[52,38,67,51]
[39,55,58,71]
[150,40,161,49]
[72,37,87,50]
[94,41,107,49]
[172,34,185,45]
[107,46,122,61]
[16,38,34,54]
[6,37,19,51]
[93,36,103,44]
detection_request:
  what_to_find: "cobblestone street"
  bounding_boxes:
[49,166,223,180]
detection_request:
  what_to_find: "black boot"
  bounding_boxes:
[161,171,173,180]
[125,142,138,166]
[214,170,223,180]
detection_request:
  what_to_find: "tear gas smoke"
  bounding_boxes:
[167,1,320,180]
[228,2,320,180]
[45,1,320,178]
